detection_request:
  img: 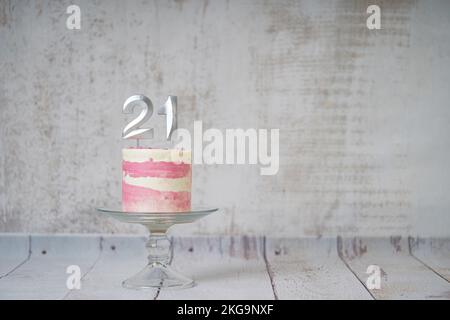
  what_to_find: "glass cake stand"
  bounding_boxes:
[96,207,218,289]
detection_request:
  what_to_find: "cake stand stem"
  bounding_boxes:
[122,228,194,289]
[146,233,171,265]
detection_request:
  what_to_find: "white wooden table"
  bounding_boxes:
[0,234,449,300]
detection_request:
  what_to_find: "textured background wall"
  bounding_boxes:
[0,0,449,237]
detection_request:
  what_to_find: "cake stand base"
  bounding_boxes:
[123,262,194,289]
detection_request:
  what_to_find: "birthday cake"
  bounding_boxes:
[122,148,192,212]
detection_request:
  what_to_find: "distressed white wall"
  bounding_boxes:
[0,0,449,237]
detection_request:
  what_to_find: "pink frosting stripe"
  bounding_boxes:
[123,160,191,179]
[122,181,191,212]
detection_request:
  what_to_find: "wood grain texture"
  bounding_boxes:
[65,236,158,300]
[265,237,372,299]
[0,234,30,278]
[409,237,450,283]
[338,236,450,299]
[1,235,450,299]
[0,234,100,299]
[157,236,275,300]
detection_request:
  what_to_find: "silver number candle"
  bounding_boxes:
[158,95,177,140]
[122,94,154,140]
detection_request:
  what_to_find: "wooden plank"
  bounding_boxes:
[409,237,450,282]
[157,236,274,300]
[2,235,448,300]
[0,234,101,300]
[0,234,30,279]
[338,237,450,300]
[66,235,158,300]
[265,237,372,299]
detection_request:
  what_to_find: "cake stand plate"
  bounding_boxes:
[97,207,218,290]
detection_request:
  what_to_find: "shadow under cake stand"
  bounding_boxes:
[97,207,218,289]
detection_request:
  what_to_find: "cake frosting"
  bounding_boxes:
[122,148,192,212]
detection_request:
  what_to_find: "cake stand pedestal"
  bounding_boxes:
[96,207,218,289]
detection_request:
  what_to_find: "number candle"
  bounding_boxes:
[122,94,154,142]
[122,94,178,146]
[158,95,177,140]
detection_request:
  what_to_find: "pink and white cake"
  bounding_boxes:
[122,148,192,212]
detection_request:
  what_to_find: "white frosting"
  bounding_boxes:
[123,175,191,192]
[122,148,191,164]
